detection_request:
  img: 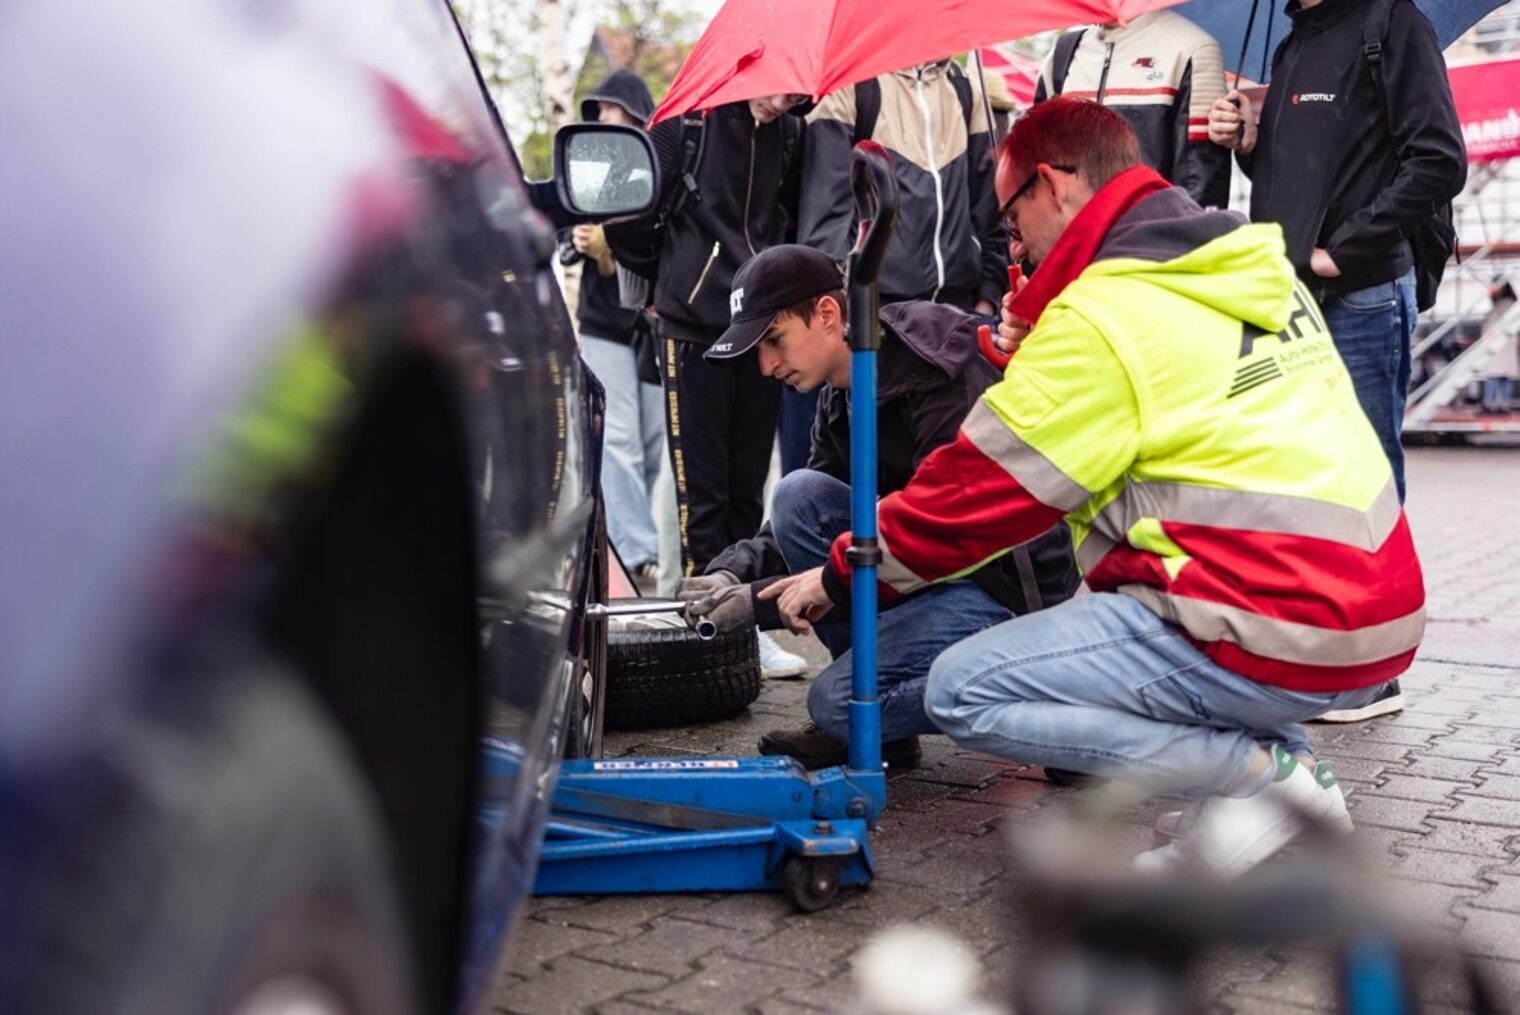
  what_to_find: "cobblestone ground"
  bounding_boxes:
[499,446,1520,1014]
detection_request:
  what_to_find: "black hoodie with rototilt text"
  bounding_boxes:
[706,300,1078,622]
[1241,0,1465,300]
[603,102,806,346]
[568,70,655,342]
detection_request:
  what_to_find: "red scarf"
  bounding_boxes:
[1009,165,1170,326]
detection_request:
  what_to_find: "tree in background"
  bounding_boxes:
[572,1,698,107]
[455,0,702,179]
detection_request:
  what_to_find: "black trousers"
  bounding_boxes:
[662,334,782,574]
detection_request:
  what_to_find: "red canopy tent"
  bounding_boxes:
[976,45,1042,109]
[1449,56,1520,164]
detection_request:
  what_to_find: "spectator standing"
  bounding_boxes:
[681,245,1076,769]
[1209,0,1465,497]
[1208,0,1466,721]
[1036,9,1231,209]
[786,60,1011,483]
[799,60,1007,313]
[1479,279,1517,414]
[604,95,805,573]
[566,70,663,578]
[604,93,810,677]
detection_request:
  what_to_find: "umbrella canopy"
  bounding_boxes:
[1172,0,1506,83]
[651,0,1183,124]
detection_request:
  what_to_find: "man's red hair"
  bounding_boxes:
[997,97,1142,193]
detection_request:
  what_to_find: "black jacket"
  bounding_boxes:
[1242,0,1466,298]
[604,102,805,344]
[707,301,1078,620]
[568,71,655,343]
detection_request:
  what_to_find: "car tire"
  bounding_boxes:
[0,662,420,1015]
[604,607,760,729]
[563,505,609,759]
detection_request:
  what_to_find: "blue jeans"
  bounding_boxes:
[1322,270,1417,502]
[581,335,665,566]
[1482,377,1513,411]
[925,593,1390,796]
[769,470,1014,744]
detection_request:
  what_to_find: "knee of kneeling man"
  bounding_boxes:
[770,470,824,535]
[807,666,850,728]
[923,656,964,725]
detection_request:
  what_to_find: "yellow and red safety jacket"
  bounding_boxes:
[821,186,1424,692]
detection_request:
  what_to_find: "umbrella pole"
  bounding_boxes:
[1259,9,1276,87]
[971,49,1001,143]
[1234,0,1263,91]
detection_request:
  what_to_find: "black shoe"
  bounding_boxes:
[757,723,921,771]
[1314,679,1404,723]
[1044,767,1108,789]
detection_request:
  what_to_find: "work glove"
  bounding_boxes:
[675,570,752,635]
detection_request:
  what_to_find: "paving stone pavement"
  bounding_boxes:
[499,446,1520,1014]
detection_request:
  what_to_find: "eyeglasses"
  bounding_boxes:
[999,163,1078,220]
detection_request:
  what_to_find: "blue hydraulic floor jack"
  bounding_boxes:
[530,145,901,911]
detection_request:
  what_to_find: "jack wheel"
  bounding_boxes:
[781,856,841,913]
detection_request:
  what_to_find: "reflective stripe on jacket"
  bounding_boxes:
[823,188,1424,692]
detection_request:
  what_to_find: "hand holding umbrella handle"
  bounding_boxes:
[849,141,900,290]
[979,324,1012,369]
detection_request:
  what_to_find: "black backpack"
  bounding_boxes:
[655,110,804,225]
[1363,0,1458,312]
[1049,29,1087,98]
[613,109,801,284]
[851,63,975,143]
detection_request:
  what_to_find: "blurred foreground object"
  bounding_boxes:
[854,926,1004,1015]
[1006,802,1510,1015]
[0,1,655,1012]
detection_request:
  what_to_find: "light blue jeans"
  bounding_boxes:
[581,334,665,567]
[769,470,1014,744]
[1322,269,1417,502]
[925,593,1390,796]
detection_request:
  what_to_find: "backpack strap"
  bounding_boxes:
[852,78,882,144]
[658,113,707,227]
[1361,0,1397,123]
[946,62,974,130]
[1050,29,1086,96]
[1360,0,1457,308]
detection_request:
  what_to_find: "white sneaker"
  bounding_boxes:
[1134,746,1347,877]
[757,630,808,679]
[1150,758,1353,847]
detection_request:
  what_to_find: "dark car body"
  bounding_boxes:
[0,1,607,1011]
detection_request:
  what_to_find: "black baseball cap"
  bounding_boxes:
[705,244,843,360]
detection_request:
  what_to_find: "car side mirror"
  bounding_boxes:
[553,123,659,220]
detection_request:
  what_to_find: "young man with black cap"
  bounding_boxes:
[678,244,1077,769]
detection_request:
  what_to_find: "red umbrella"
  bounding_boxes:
[651,0,1184,125]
